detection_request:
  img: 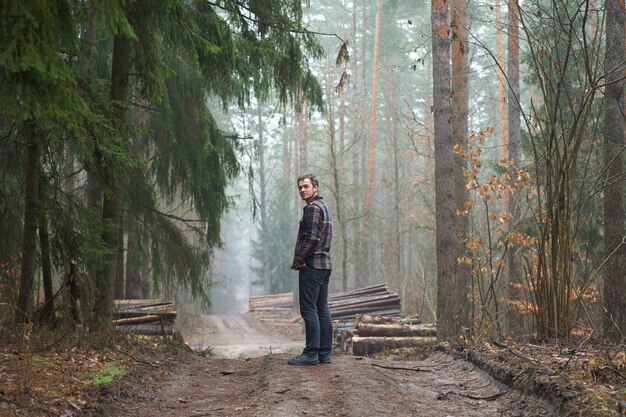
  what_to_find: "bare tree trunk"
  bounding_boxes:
[300,100,308,170]
[495,0,507,162]
[506,0,525,338]
[387,68,402,286]
[451,0,471,333]
[293,111,301,220]
[257,109,272,295]
[337,41,349,292]
[603,0,626,340]
[364,0,381,213]
[282,128,290,186]
[38,179,55,324]
[361,0,381,287]
[95,36,131,323]
[114,208,125,299]
[325,58,349,293]
[15,124,40,324]
[432,0,467,341]
[353,0,367,289]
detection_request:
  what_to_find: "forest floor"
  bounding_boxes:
[0,311,624,416]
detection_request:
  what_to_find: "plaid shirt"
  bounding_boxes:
[294,196,333,270]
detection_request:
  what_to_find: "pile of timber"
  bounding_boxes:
[328,283,401,324]
[249,283,402,320]
[343,314,437,356]
[249,293,292,312]
[113,299,177,336]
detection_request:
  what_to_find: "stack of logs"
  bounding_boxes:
[249,293,293,312]
[113,299,177,336]
[343,314,437,356]
[328,283,401,324]
[249,283,402,323]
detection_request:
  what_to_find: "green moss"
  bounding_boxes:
[87,363,127,385]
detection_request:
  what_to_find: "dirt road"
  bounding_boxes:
[91,313,556,416]
[183,314,303,359]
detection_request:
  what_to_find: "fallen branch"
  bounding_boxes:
[371,363,432,372]
[446,390,509,401]
[492,340,537,363]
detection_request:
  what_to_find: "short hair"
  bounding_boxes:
[297,174,318,187]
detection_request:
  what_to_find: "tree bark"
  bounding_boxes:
[432,0,467,341]
[352,336,436,355]
[364,0,381,214]
[451,0,471,334]
[356,323,437,338]
[114,207,125,299]
[506,0,525,338]
[603,0,626,340]
[326,58,349,292]
[94,35,131,324]
[15,124,40,324]
[38,179,55,324]
[257,108,271,295]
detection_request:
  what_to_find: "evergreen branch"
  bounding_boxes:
[206,0,345,43]
[127,206,206,234]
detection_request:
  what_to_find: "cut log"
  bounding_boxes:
[113,311,177,320]
[356,323,437,338]
[400,315,422,325]
[351,336,437,356]
[113,314,164,326]
[112,299,177,335]
[355,314,400,326]
[248,293,293,311]
[328,283,390,301]
[116,323,175,336]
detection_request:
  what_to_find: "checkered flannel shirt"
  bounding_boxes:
[293,196,333,270]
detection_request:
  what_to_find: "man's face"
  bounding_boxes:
[297,178,318,202]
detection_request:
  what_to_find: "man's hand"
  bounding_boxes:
[291,256,306,270]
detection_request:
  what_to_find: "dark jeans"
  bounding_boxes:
[298,266,332,358]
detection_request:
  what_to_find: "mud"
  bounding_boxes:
[87,313,558,417]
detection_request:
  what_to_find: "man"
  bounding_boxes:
[288,174,333,365]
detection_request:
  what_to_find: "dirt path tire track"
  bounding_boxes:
[89,313,556,416]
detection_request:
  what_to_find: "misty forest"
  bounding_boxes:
[0,0,626,417]
[0,0,625,414]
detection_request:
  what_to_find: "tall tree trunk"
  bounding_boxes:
[293,112,300,220]
[37,178,55,324]
[15,124,41,324]
[124,220,150,299]
[603,0,626,340]
[506,0,525,337]
[364,0,381,214]
[299,100,308,171]
[451,0,471,334]
[432,0,466,341]
[94,36,131,323]
[325,58,349,293]
[352,0,366,290]
[257,109,271,295]
[361,0,367,98]
[282,128,290,186]
[361,0,381,286]
[360,0,370,285]
[495,0,507,162]
[337,35,348,292]
[114,208,125,299]
[386,66,402,286]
